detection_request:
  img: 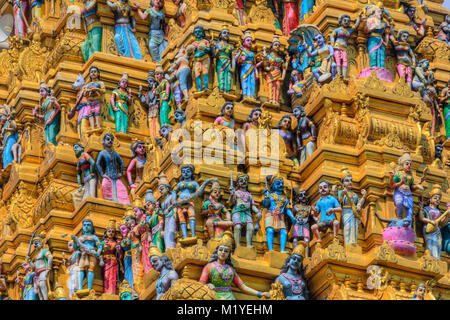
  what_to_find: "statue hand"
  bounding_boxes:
[262,292,271,299]
[206,283,215,290]
[431,220,437,226]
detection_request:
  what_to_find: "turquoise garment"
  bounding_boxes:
[23,272,37,300]
[121,239,133,288]
[43,97,61,146]
[109,88,129,133]
[2,120,18,167]
[316,195,340,222]
[367,25,387,68]
[114,24,143,60]
[300,0,315,21]
[239,48,256,98]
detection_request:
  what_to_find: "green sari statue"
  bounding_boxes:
[109,73,131,133]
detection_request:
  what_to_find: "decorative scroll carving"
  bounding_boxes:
[375,241,398,263]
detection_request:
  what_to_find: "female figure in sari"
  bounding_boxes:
[263,35,289,104]
[109,73,132,133]
[73,143,97,202]
[80,0,103,61]
[0,105,18,168]
[144,189,165,253]
[155,65,174,127]
[236,31,263,99]
[214,102,235,130]
[33,81,61,146]
[127,141,146,197]
[276,115,299,166]
[364,5,392,69]
[199,236,270,300]
[119,223,133,288]
[101,220,121,294]
[215,27,235,94]
[16,262,37,300]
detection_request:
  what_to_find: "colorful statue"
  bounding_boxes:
[0,105,18,168]
[61,240,81,298]
[119,223,133,288]
[300,0,315,21]
[227,173,261,247]
[96,133,131,204]
[33,81,61,146]
[150,246,179,299]
[390,30,416,85]
[158,174,177,249]
[290,189,311,256]
[80,0,103,61]
[440,80,450,139]
[84,66,105,130]
[419,185,449,260]
[15,262,37,300]
[72,219,102,291]
[155,65,174,127]
[412,59,434,96]
[389,153,425,227]
[436,14,450,44]
[199,235,270,300]
[412,283,426,300]
[404,5,426,38]
[202,180,233,240]
[311,180,342,243]
[242,107,261,131]
[101,220,121,294]
[124,209,143,290]
[292,105,317,165]
[236,31,263,99]
[119,280,134,300]
[330,13,361,79]
[443,204,450,254]
[363,5,393,69]
[276,115,299,166]
[109,73,132,134]
[167,46,192,105]
[263,35,289,104]
[214,27,235,94]
[69,74,92,137]
[10,0,29,37]
[28,233,53,300]
[127,141,146,195]
[107,0,142,59]
[234,0,246,25]
[302,33,336,84]
[263,175,295,252]
[280,0,299,35]
[274,242,309,300]
[132,198,152,272]
[138,70,160,138]
[144,189,165,253]
[187,26,211,92]
[172,0,186,27]
[214,102,235,130]
[174,108,186,126]
[73,143,97,203]
[30,0,43,27]
[134,0,168,63]
[334,168,367,246]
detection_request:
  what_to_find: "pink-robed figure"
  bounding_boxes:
[11,0,30,37]
[126,141,146,199]
[101,221,122,294]
[282,0,299,36]
[132,204,152,273]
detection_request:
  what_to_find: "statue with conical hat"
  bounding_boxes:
[149,245,179,300]
[144,189,165,253]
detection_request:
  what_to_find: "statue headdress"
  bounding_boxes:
[158,173,170,187]
[39,81,50,91]
[149,245,163,258]
[429,184,442,198]
[120,72,129,82]
[266,175,283,187]
[243,30,253,40]
[107,219,117,231]
[145,189,156,204]
[210,180,221,192]
[155,64,164,74]
[217,231,234,249]
[398,153,412,165]
[0,104,10,116]
[119,280,133,296]
[292,241,306,257]
[133,197,145,209]
[272,35,280,45]
[340,166,352,180]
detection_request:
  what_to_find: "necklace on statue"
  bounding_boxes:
[215,262,232,281]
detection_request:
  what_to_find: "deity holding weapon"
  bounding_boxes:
[227,173,261,247]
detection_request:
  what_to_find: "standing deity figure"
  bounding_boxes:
[202,180,233,240]
[107,0,143,59]
[96,133,131,204]
[30,0,43,27]
[419,185,449,260]
[436,14,450,45]
[83,66,105,129]
[9,0,29,37]
[274,242,309,300]
[73,143,97,203]
[404,5,426,38]
[144,189,165,253]
[134,0,168,63]
[119,224,134,288]
[443,203,450,255]
[80,0,103,61]
[172,0,186,27]
[363,5,393,69]
[214,102,235,129]
[158,174,177,249]
[27,233,53,300]
[263,35,289,104]
[276,115,300,166]
[61,240,81,298]
[33,81,61,146]
[263,175,296,253]
[330,13,361,79]
[215,27,235,94]
[167,46,192,105]
[127,141,147,196]
[72,219,102,291]
[187,26,211,92]
[132,198,152,272]
[281,0,299,36]
[69,74,92,138]
[236,31,263,99]
[227,173,261,247]
[311,180,342,243]
[439,80,450,139]
[300,0,315,21]
[155,65,174,127]
[109,73,132,134]
[138,70,160,138]
[15,262,37,300]
[302,33,336,84]
[101,220,121,294]
[234,0,246,25]
[293,105,316,165]
[124,210,143,291]
[412,59,434,96]
[290,189,311,256]
[389,153,425,227]
[150,246,178,299]
[412,283,426,300]
[0,105,18,168]
[333,168,367,246]
[389,30,416,86]
[199,236,271,300]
